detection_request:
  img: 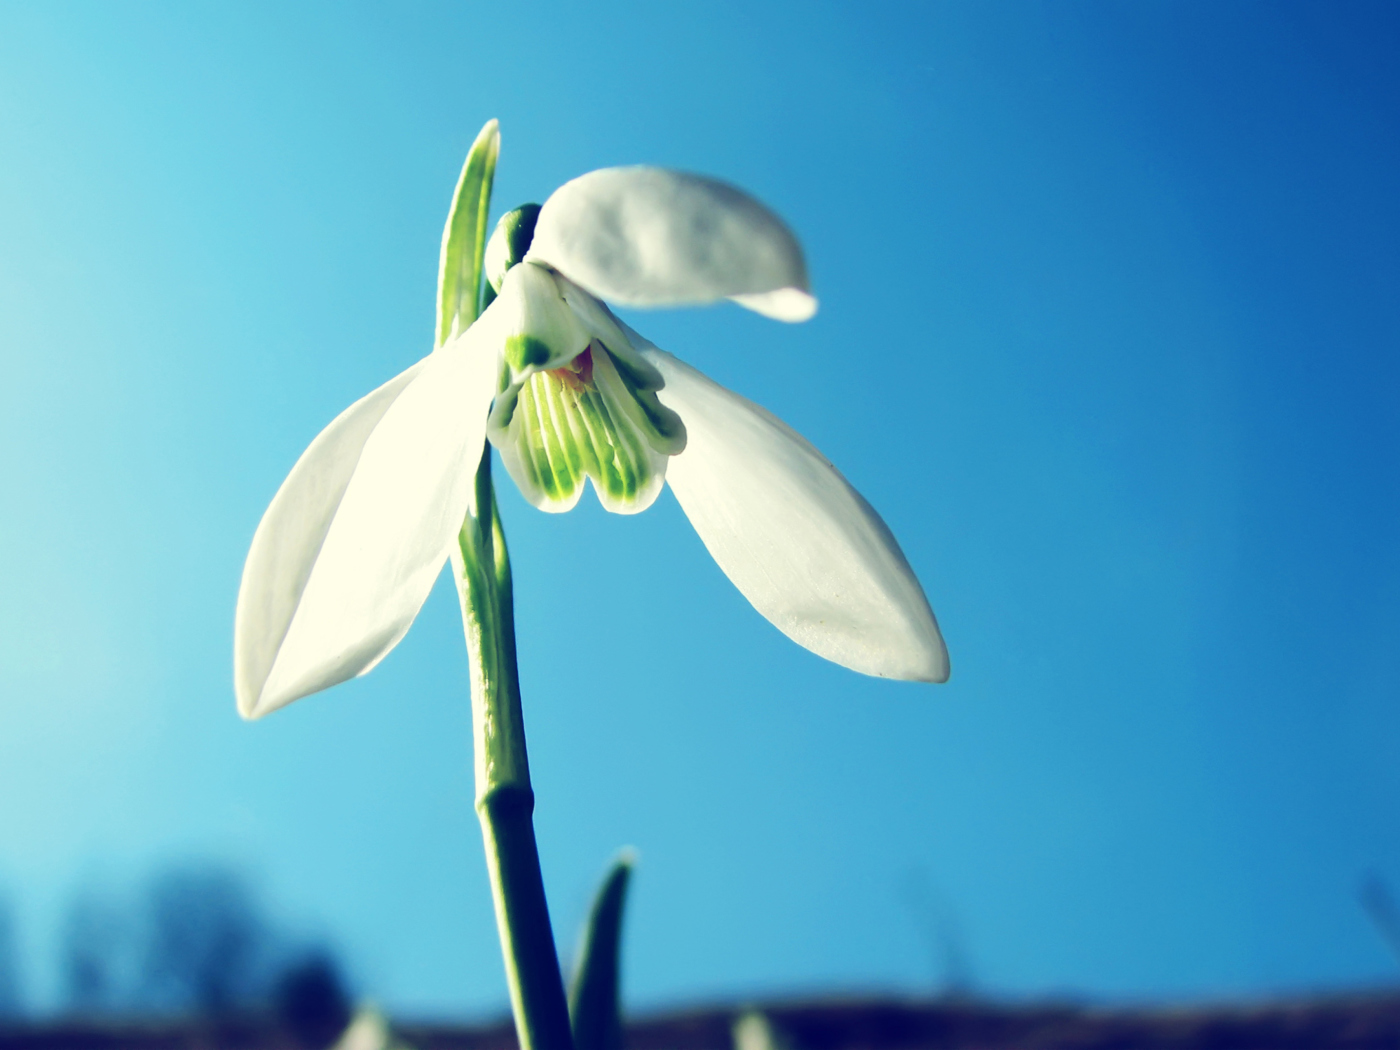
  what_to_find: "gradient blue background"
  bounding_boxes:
[1,0,1398,1020]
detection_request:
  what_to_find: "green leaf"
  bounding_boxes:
[436,119,501,348]
[568,852,635,1050]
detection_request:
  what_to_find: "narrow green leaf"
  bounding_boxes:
[436,119,501,348]
[568,852,635,1050]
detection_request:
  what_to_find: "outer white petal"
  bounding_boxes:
[643,348,948,683]
[235,314,503,719]
[729,287,819,323]
[527,167,817,321]
[235,359,424,716]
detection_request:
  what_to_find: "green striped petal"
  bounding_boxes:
[488,340,684,515]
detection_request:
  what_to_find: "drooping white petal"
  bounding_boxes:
[234,314,503,719]
[729,287,818,323]
[643,347,949,683]
[527,167,817,321]
[235,360,425,717]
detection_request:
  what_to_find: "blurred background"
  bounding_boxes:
[1,0,1398,1024]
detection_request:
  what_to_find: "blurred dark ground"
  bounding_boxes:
[2,994,1400,1050]
[1,865,1398,1048]
[0,863,352,1047]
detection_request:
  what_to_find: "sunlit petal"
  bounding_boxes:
[644,348,949,682]
[235,360,425,717]
[235,314,503,719]
[729,287,817,323]
[528,167,817,320]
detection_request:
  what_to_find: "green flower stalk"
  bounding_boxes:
[442,125,572,1050]
[233,118,948,1050]
[456,453,572,1050]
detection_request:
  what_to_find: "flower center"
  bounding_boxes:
[549,346,595,392]
[488,341,686,515]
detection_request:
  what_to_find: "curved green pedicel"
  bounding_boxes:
[490,344,685,514]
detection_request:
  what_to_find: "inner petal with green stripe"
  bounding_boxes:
[488,341,686,514]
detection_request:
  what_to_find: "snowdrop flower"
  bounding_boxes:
[235,167,948,719]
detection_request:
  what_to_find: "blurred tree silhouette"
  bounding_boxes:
[900,868,974,1000]
[1360,871,1400,968]
[0,896,22,1018]
[273,950,352,1048]
[140,866,270,1014]
[62,890,130,1014]
[59,862,350,1021]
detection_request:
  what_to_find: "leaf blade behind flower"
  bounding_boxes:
[437,119,501,347]
[569,852,634,1050]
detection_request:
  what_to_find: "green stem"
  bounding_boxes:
[453,449,574,1050]
[440,117,570,1050]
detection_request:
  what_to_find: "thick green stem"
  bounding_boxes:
[453,451,573,1050]
[440,118,570,1050]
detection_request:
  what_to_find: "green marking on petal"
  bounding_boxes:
[493,262,592,381]
[589,387,634,500]
[535,379,578,499]
[523,381,570,503]
[488,344,684,515]
[505,335,554,372]
[606,346,665,393]
[607,353,686,452]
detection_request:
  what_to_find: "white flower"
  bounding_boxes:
[234,167,948,719]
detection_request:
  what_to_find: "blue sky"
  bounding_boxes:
[1,0,1399,1019]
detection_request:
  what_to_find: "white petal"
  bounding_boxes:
[528,167,817,321]
[495,260,592,375]
[234,360,424,716]
[729,287,818,323]
[644,349,948,683]
[234,316,503,719]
